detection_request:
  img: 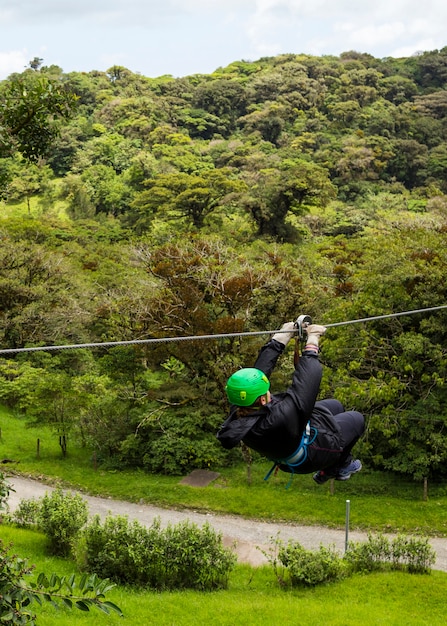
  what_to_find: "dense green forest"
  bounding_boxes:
[1,50,447,482]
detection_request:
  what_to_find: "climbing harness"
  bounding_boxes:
[0,304,446,355]
[264,420,318,484]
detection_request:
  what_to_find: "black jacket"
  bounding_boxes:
[217,339,326,461]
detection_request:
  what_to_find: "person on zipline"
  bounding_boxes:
[217,321,365,483]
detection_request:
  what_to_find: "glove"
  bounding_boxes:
[305,324,327,347]
[272,321,297,346]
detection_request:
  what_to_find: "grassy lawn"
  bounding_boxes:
[0,189,69,220]
[2,406,447,537]
[1,525,446,626]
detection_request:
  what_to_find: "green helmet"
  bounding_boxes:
[225,368,270,407]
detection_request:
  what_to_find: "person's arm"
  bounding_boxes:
[286,324,327,413]
[253,321,296,377]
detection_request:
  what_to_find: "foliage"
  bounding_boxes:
[0,472,13,516]
[9,497,42,529]
[119,405,229,475]
[3,48,447,482]
[267,532,435,588]
[273,539,346,586]
[129,167,245,230]
[0,539,122,625]
[240,158,336,239]
[38,489,88,556]
[76,514,236,590]
[0,69,78,162]
[345,532,436,574]
[3,524,447,626]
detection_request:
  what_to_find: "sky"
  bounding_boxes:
[1,0,446,81]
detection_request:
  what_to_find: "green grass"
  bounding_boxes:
[2,405,447,536]
[1,525,446,626]
[2,405,447,625]
[0,188,69,220]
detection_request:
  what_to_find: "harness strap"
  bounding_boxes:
[264,421,318,485]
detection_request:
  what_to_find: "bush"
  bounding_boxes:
[39,488,88,556]
[75,515,165,586]
[0,472,13,517]
[268,531,435,588]
[345,532,436,574]
[10,497,42,529]
[76,514,236,590]
[118,406,229,475]
[161,520,236,590]
[277,541,345,587]
[391,535,436,573]
[343,532,392,573]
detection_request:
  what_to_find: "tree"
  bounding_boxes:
[238,102,286,145]
[0,69,78,161]
[80,164,134,216]
[380,75,418,105]
[320,224,447,482]
[240,159,336,240]
[129,168,245,231]
[426,143,447,191]
[385,139,428,188]
[193,79,248,136]
[3,159,52,211]
[71,130,141,174]
[0,238,93,350]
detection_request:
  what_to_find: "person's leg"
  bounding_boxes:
[332,410,365,464]
[315,399,364,464]
[315,399,344,416]
[312,409,365,484]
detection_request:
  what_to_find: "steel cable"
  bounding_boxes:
[0,304,446,355]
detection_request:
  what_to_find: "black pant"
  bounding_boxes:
[283,399,364,474]
[314,399,365,471]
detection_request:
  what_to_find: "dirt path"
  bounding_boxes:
[6,475,447,572]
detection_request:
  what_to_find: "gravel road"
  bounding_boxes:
[6,475,447,572]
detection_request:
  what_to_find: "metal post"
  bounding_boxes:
[345,499,350,553]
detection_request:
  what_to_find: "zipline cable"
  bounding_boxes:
[0,304,446,356]
[324,304,447,328]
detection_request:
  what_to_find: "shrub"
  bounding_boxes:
[345,532,436,574]
[344,532,392,573]
[75,515,165,586]
[10,497,42,529]
[391,535,436,573]
[0,472,13,517]
[39,488,88,556]
[277,541,345,587]
[161,520,236,590]
[268,532,435,588]
[76,514,236,590]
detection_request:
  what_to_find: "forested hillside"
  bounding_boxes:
[1,50,447,481]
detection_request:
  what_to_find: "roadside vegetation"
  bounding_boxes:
[1,523,446,626]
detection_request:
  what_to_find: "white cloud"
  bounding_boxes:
[334,21,408,48]
[0,0,248,26]
[246,0,447,59]
[0,1,446,81]
[0,49,29,76]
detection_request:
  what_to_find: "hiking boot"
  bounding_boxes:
[336,459,362,481]
[312,469,336,485]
